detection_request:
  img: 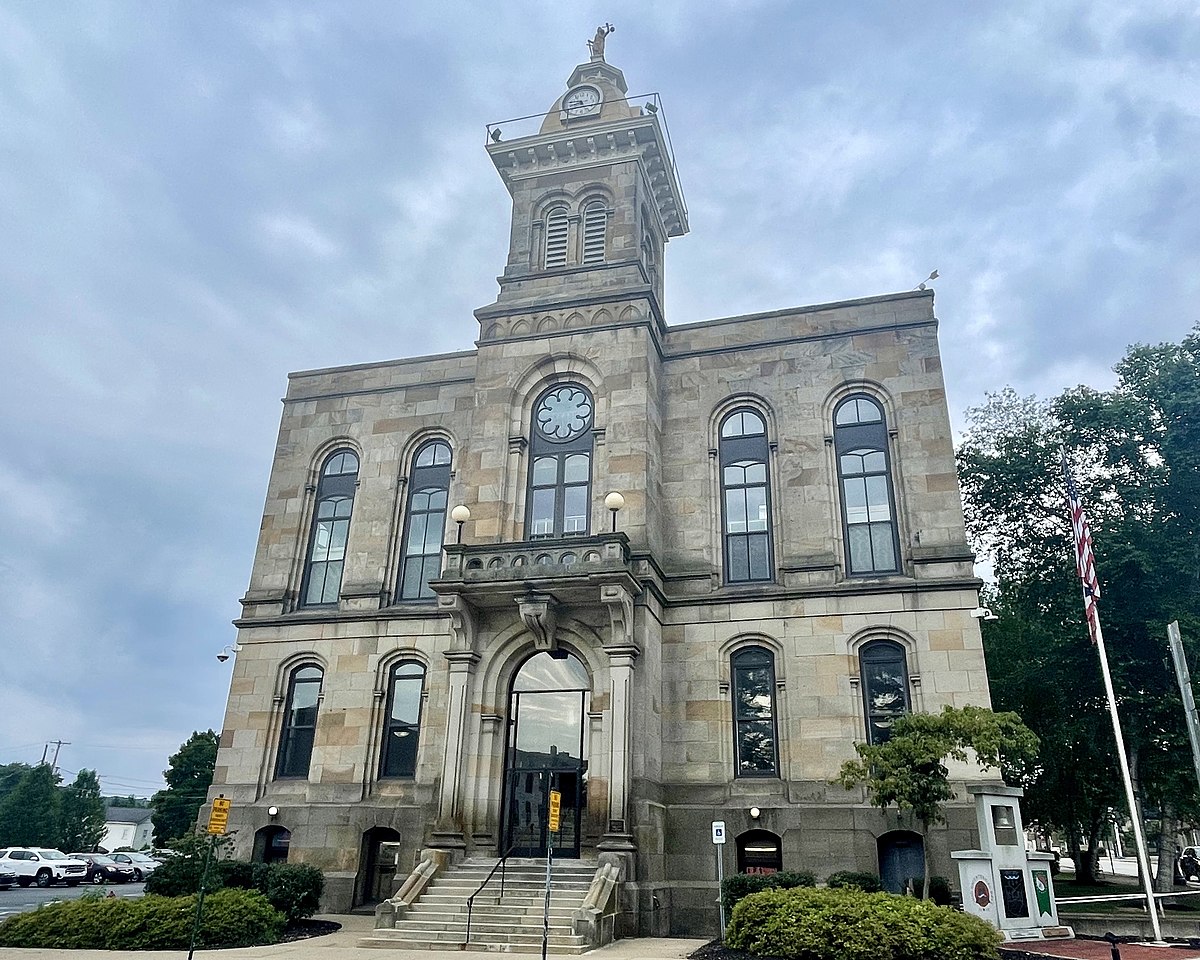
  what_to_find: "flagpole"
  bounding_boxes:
[1090,606,1163,942]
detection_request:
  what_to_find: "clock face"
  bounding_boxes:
[563,85,601,118]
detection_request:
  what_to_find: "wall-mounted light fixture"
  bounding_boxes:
[216,643,242,663]
[749,806,761,820]
[267,806,279,818]
[604,491,625,532]
[451,504,471,543]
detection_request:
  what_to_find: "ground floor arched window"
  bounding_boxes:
[736,829,783,875]
[253,825,291,864]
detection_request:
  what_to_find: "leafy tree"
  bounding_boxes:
[957,325,1200,886]
[836,705,1039,898]
[150,730,218,845]
[105,795,149,808]
[58,769,107,852]
[0,765,62,846]
[0,763,32,802]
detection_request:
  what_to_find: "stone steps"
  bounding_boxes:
[366,857,599,954]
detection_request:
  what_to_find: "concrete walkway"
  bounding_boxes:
[0,912,708,959]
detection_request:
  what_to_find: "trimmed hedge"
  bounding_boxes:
[0,888,285,950]
[146,857,324,923]
[825,870,883,892]
[725,886,1001,960]
[722,870,816,915]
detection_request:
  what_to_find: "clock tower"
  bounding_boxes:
[474,43,688,340]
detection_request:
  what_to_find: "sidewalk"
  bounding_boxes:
[0,912,708,960]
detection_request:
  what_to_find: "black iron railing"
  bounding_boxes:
[463,837,529,946]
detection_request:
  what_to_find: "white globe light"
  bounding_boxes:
[604,491,625,512]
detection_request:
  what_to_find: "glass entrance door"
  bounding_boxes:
[502,652,590,858]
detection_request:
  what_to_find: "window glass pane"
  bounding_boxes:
[400,558,424,599]
[744,461,767,484]
[406,514,428,554]
[843,478,869,525]
[530,488,556,537]
[562,486,588,534]
[745,488,768,532]
[532,457,557,486]
[720,413,742,438]
[432,443,451,465]
[840,453,865,475]
[737,720,776,773]
[383,728,418,777]
[741,412,765,435]
[870,523,897,570]
[563,454,589,484]
[327,519,349,559]
[855,398,882,422]
[429,489,447,510]
[311,521,333,561]
[412,491,430,511]
[865,476,891,521]
[421,555,441,595]
[725,489,747,532]
[333,497,353,519]
[749,534,770,580]
[280,728,315,777]
[728,535,749,581]
[735,668,773,719]
[320,561,342,603]
[723,464,745,486]
[305,564,327,605]
[835,403,857,426]
[415,446,434,467]
[863,450,887,472]
[423,511,446,553]
[389,673,423,724]
[847,525,873,573]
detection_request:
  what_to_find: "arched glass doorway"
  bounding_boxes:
[253,825,291,864]
[502,650,590,857]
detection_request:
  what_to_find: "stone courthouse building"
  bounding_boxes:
[211,40,994,938]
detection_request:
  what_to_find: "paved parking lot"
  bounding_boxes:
[0,881,145,920]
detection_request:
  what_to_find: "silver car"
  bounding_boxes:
[107,851,161,880]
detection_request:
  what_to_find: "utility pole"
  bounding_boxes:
[44,740,70,775]
[1167,622,1200,793]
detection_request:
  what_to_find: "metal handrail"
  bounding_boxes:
[463,837,529,945]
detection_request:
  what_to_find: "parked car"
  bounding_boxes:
[68,852,137,884]
[0,847,88,887]
[107,851,160,880]
[0,865,15,889]
[1179,846,1200,882]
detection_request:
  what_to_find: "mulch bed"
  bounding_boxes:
[691,939,1200,960]
[278,919,342,943]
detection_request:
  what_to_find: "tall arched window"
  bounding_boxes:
[581,200,607,264]
[527,384,593,539]
[834,395,900,575]
[276,665,323,778]
[731,647,779,777]
[544,205,569,268]
[859,640,910,744]
[398,441,452,601]
[720,410,772,583]
[301,450,359,607]
[380,661,425,778]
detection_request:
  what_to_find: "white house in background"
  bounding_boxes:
[100,806,154,851]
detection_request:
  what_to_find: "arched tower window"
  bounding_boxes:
[731,647,779,778]
[581,200,607,264]
[527,384,594,539]
[544,205,569,268]
[301,450,359,607]
[720,410,772,583]
[859,640,910,744]
[276,664,323,779]
[834,396,900,575]
[380,661,425,778]
[398,441,452,601]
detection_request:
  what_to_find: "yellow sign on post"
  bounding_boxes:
[547,790,561,833]
[207,797,232,835]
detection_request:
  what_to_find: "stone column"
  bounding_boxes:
[429,595,479,852]
[600,583,638,851]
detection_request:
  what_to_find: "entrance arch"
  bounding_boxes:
[252,825,291,864]
[502,650,590,857]
[357,826,402,906]
[736,829,783,875]
[878,830,924,893]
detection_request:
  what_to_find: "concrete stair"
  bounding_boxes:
[362,857,599,954]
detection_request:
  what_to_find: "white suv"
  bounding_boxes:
[0,847,89,887]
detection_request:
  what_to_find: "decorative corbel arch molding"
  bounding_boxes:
[273,651,330,699]
[708,393,779,450]
[717,632,787,689]
[821,379,898,432]
[506,352,607,436]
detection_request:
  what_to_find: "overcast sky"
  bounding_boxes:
[2,2,1196,800]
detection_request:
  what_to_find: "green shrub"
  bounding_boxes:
[262,863,324,922]
[825,870,883,892]
[0,889,284,950]
[722,869,816,915]
[144,854,209,896]
[928,875,953,906]
[725,885,1001,960]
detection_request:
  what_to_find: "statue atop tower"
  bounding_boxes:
[587,23,614,61]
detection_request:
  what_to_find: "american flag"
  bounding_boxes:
[1062,457,1101,642]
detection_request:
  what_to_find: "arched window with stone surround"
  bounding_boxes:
[544,204,569,268]
[719,409,773,584]
[731,646,779,777]
[833,395,900,575]
[526,383,594,539]
[380,661,425,778]
[300,449,359,607]
[398,440,452,601]
[275,664,323,779]
[859,639,910,744]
